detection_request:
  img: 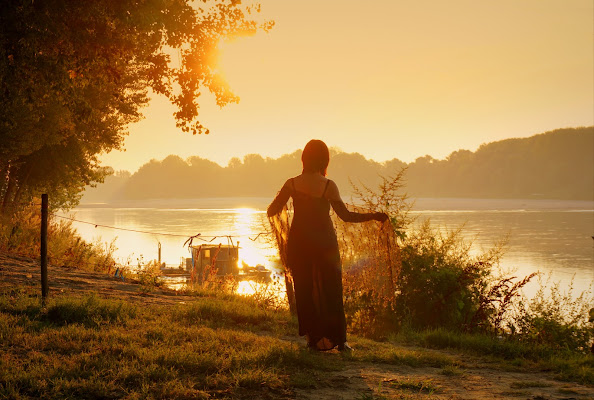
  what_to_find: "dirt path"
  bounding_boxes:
[1,252,593,400]
[294,359,593,399]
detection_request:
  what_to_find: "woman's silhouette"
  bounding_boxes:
[267,140,388,351]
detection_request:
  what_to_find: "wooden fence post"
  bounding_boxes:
[40,193,48,302]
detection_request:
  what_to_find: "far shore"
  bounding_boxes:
[76,196,594,211]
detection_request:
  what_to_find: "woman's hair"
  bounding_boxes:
[302,139,330,176]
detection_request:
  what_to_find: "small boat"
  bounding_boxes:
[182,244,272,282]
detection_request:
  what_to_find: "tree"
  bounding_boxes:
[0,0,272,212]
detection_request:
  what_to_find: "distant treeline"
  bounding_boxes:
[83,127,594,202]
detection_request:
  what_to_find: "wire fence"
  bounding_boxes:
[50,213,271,242]
[0,198,283,300]
[1,204,275,276]
[1,203,272,242]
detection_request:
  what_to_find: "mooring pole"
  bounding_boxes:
[158,242,161,265]
[40,193,48,302]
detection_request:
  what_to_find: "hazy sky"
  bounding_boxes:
[101,0,594,172]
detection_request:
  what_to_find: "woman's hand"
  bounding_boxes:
[374,212,389,222]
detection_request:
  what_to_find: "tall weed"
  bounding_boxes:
[0,201,116,271]
[510,275,594,352]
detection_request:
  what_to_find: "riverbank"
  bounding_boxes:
[1,253,593,399]
[77,197,594,211]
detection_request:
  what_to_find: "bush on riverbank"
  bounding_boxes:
[337,174,594,354]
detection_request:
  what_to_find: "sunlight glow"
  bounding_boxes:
[232,207,271,268]
[235,277,289,310]
[236,280,257,296]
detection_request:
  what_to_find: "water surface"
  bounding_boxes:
[71,197,594,296]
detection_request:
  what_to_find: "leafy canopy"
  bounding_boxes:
[0,0,272,209]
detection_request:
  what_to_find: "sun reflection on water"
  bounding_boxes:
[231,207,275,269]
[234,275,288,308]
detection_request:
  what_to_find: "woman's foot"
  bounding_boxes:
[337,343,353,352]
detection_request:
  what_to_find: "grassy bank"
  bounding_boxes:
[392,328,594,385]
[1,288,300,399]
[1,279,593,399]
[0,284,461,399]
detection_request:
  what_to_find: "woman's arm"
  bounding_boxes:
[326,180,388,223]
[267,179,292,217]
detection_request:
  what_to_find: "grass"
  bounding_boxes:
[1,207,117,273]
[1,283,593,399]
[558,387,579,395]
[386,377,439,394]
[0,288,343,399]
[348,336,460,368]
[391,327,594,385]
[173,296,294,335]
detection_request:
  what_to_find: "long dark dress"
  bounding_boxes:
[268,177,379,350]
[288,179,345,349]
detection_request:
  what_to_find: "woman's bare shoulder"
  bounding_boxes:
[325,179,342,201]
[283,176,298,188]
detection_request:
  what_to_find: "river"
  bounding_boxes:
[69,197,594,297]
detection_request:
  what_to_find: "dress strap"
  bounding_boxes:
[291,178,296,192]
[322,179,331,197]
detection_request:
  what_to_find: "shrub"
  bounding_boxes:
[337,174,527,337]
[337,174,409,338]
[336,172,591,352]
[397,221,496,330]
[509,276,594,352]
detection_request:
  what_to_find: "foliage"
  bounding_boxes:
[337,174,529,338]
[337,173,408,337]
[396,222,511,331]
[509,275,594,353]
[129,257,163,294]
[404,126,594,200]
[0,201,116,271]
[0,0,272,213]
[243,275,289,311]
[336,172,593,357]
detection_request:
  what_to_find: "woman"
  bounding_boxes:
[267,140,388,351]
